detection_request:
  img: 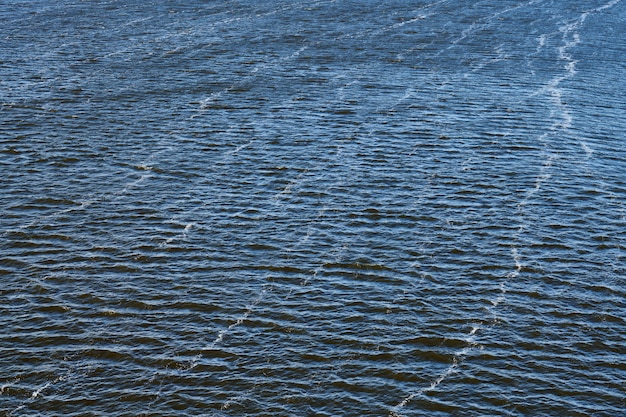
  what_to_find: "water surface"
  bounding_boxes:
[1,0,625,415]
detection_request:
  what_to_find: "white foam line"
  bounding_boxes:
[462,43,512,76]
[417,5,624,405]
[152,239,349,403]
[390,266,489,415]
[7,405,25,417]
[518,152,557,209]
[106,4,295,60]
[272,169,311,202]
[10,0,335,410]
[544,0,622,156]
[7,360,98,415]
[148,286,269,379]
[158,222,195,248]
[162,0,472,406]
[195,45,309,112]
[120,16,154,28]
[450,13,583,401]
[150,138,351,398]
[221,393,250,411]
[390,1,624,412]
[391,261,516,416]
[0,378,21,395]
[165,1,622,410]
[2,2,85,28]
[596,0,622,11]
[0,174,150,239]
[207,145,353,410]
[299,243,349,288]
[30,381,52,400]
[61,1,372,249]
[438,0,545,57]
[395,3,624,413]
[1,145,172,239]
[228,140,253,155]
[428,6,615,410]
[390,356,462,416]
[156,147,312,248]
[8,374,68,415]
[210,240,350,411]
[164,60,369,247]
[336,0,451,41]
[193,0,453,116]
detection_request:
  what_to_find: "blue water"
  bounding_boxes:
[1,1,625,415]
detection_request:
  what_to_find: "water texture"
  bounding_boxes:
[1,1,625,416]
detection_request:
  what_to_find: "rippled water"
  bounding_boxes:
[1,1,625,415]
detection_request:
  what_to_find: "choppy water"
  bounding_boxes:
[1,1,625,415]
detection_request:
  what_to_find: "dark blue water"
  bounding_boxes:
[1,1,625,415]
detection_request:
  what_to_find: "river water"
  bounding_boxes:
[1,1,625,416]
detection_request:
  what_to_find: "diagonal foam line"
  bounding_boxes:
[389,0,623,414]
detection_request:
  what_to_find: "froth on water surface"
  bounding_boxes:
[1,0,625,416]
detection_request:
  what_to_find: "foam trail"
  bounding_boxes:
[228,141,253,155]
[545,0,622,156]
[389,1,626,413]
[217,242,349,411]
[149,1,454,395]
[155,237,349,409]
[150,126,353,406]
[103,1,324,62]
[438,0,544,56]
[390,354,466,416]
[272,169,310,202]
[159,222,194,248]
[7,405,25,417]
[0,145,171,239]
[148,143,349,397]
[211,141,354,410]
[30,381,53,400]
[337,0,451,40]
[0,378,21,395]
[145,288,269,407]
[196,45,308,113]
[8,368,80,416]
[208,293,266,351]
[0,174,152,239]
[195,0,450,117]
[162,288,268,373]
[390,247,521,417]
